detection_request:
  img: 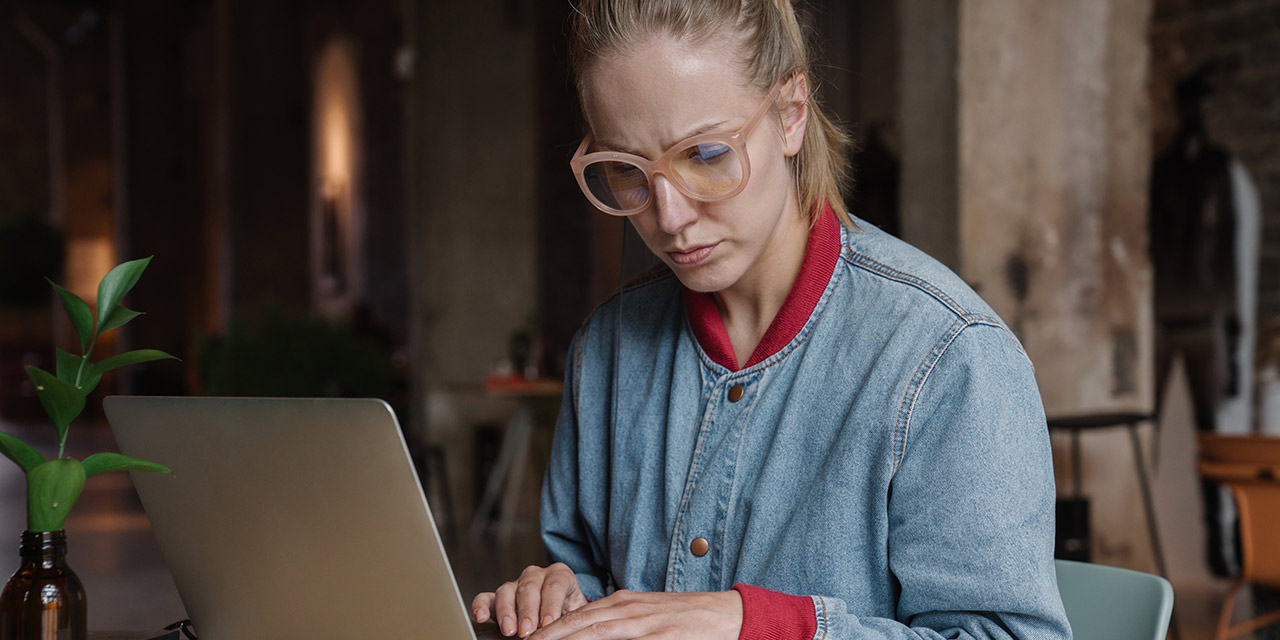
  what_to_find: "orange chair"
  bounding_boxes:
[1198,433,1280,640]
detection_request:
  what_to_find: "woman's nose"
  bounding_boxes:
[650,175,697,235]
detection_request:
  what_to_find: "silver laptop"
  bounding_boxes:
[105,396,498,640]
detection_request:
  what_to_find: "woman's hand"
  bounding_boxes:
[528,589,743,640]
[472,563,590,637]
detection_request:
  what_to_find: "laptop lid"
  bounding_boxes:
[104,396,479,640]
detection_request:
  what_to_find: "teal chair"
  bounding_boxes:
[1056,559,1175,640]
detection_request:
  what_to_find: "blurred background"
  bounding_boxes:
[0,0,1279,636]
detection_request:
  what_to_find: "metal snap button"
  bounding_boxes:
[690,537,710,556]
[728,384,744,402]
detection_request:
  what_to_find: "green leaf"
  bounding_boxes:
[82,452,171,478]
[0,432,45,474]
[98,306,144,334]
[48,279,93,352]
[90,349,179,377]
[55,348,80,385]
[26,458,86,532]
[95,257,152,330]
[56,349,103,395]
[25,367,86,445]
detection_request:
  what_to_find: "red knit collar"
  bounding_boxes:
[682,204,841,371]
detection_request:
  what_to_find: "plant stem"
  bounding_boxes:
[62,328,98,458]
[73,337,96,387]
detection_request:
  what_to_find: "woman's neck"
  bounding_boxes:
[712,204,811,369]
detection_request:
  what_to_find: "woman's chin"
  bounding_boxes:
[671,262,738,294]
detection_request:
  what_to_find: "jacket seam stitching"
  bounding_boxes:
[664,389,724,589]
[713,406,748,585]
[839,246,969,318]
[892,316,972,474]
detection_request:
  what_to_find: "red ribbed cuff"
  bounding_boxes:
[732,583,817,640]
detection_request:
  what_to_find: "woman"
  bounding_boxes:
[473,1,1072,638]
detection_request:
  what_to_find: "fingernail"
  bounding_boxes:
[502,617,515,636]
[521,618,533,636]
[474,609,486,622]
[542,615,554,627]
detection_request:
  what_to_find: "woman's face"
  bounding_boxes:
[581,36,807,294]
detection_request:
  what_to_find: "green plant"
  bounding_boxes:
[0,257,177,532]
[199,308,397,400]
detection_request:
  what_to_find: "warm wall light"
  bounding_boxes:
[311,37,363,314]
[321,92,351,189]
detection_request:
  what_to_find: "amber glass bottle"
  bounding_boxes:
[0,531,86,640]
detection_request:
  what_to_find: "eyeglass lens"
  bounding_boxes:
[584,161,650,211]
[582,141,744,213]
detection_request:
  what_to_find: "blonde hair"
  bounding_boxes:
[570,0,852,226]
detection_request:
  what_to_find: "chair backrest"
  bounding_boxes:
[1199,434,1280,587]
[1230,484,1280,586]
[1055,559,1174,640]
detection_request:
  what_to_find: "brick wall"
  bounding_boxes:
[1152,0,1280,327]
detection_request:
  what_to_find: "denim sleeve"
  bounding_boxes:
[813,322,1072,639]
[539,332,612,601]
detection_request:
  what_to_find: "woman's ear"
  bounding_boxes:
[779,73,809,158]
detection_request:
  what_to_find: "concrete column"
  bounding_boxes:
[898,0,959,270]
[958,0,1153,416]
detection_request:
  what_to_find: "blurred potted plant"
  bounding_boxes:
[198,307,397,400]
[0,257,176,640]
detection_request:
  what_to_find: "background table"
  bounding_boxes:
[470,377,563,540]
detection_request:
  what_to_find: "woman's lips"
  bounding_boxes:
[667,243,717,266]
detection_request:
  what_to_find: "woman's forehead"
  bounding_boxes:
[581,39,760,152]
[586,38,742,96]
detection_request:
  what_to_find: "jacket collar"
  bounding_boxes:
[683,203,842,372]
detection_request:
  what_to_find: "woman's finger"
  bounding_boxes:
[515,566,549,637]
[538,564,578,626]
[471,591,495,623]
[493,580,520,636]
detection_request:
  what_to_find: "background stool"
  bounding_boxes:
[1048,412,1180,640]
[1048,412,1169,577]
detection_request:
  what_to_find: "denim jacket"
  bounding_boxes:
[541,210,1072,640]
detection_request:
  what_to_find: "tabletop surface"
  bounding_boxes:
[89,633,178,640]
[1046,412,1152,430]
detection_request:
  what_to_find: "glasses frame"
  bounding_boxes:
[569,86,781,216]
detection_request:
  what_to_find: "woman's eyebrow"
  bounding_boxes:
[596,120,728,157]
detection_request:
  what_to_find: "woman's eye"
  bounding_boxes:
[685,143,731,165]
